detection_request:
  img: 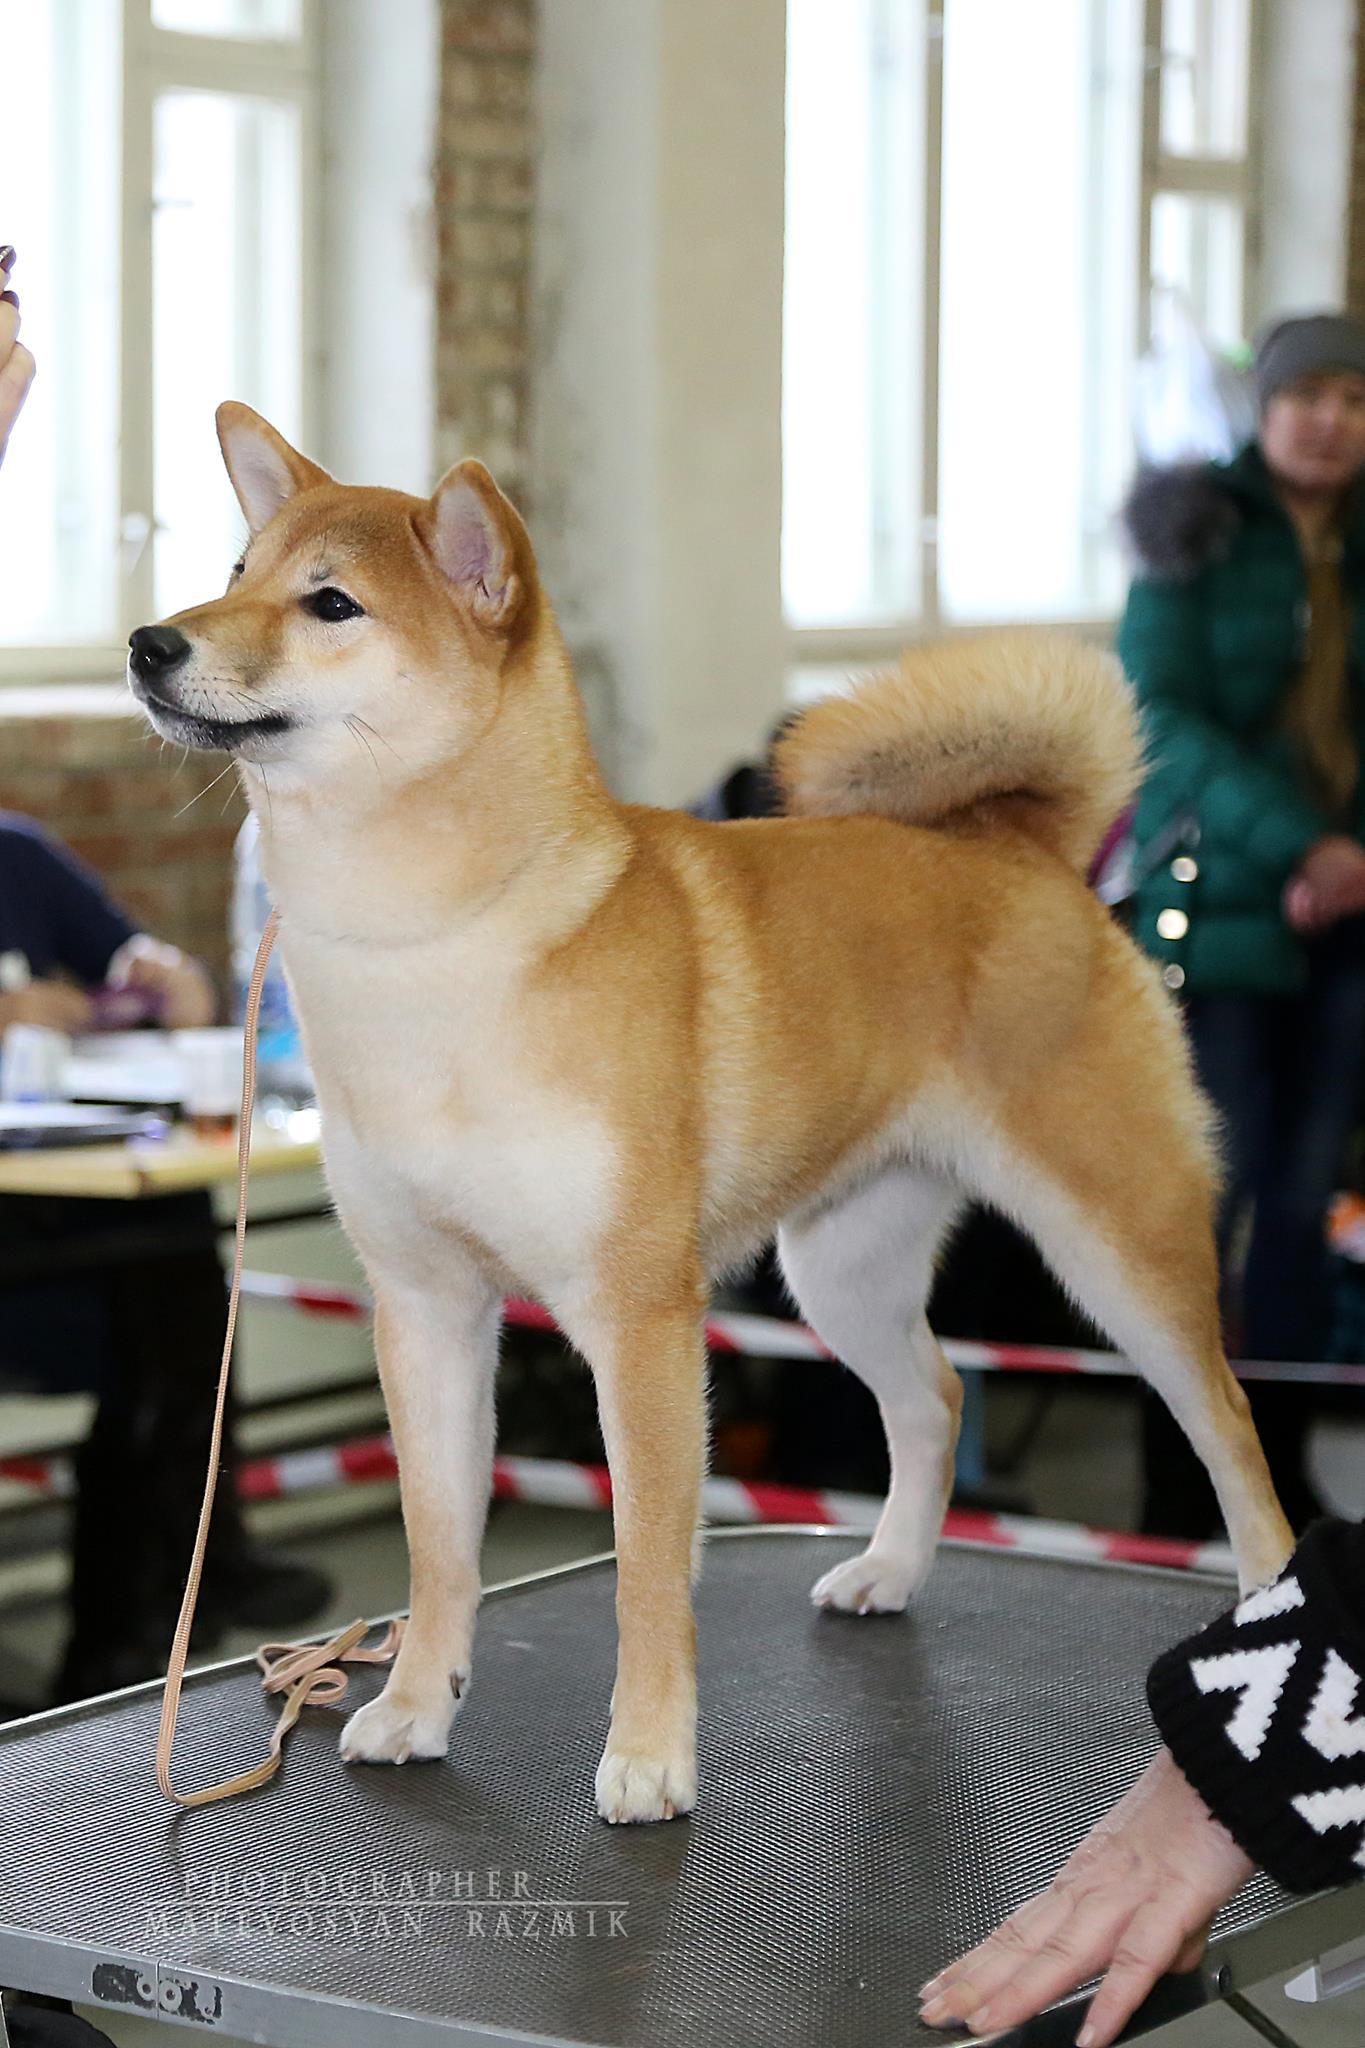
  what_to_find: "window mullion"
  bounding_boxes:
[143,28,312,93]
[1153,153,1254,196]
[296,7,324,457]
[1242,0,1268,335]
[119,0,156,641]
[921,0,944,636]
[1138,0,1164,352]
[1141,0,1260,353]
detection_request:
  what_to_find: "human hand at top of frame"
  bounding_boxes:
[0,248,37,470]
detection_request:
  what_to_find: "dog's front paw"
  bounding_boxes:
[595,1741,697,1824]
[811,1548,923,1615]
[339,1674,465,1766]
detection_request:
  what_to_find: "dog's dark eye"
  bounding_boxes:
[229,558,245,582]
[303,587,364,623]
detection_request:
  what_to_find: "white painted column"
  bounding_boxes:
[1255,0,1353,322]
[531,0,787,803]
[318,0,438,493]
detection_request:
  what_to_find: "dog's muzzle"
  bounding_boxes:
[127,625,294,752]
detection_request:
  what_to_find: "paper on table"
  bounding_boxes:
[0,1103,139,1129]
[63,1047,187,1105]
[0,1102,170,1148]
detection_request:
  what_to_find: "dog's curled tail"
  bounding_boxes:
[774,630,1142,877]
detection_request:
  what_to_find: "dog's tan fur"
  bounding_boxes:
[131,405,1293,1822]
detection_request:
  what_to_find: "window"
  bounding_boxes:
[782,1,925,631]
[0,3,121,653]
[1145,0,1257,358]
[0,0,317,676]
[783,0,1257,644]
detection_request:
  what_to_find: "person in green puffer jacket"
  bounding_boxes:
[1119,312,1365,1537]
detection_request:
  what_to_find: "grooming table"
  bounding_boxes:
[0,1530,1361,2047]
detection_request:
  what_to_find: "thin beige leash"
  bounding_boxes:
[154,907,404,1807]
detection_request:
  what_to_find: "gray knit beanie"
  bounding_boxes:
[1254,312,1365,408]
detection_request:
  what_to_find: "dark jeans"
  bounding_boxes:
[0,1190,248,1695]
[1142,922,1365,1537]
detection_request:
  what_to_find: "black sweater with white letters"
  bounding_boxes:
[1147,1518,1365,1893]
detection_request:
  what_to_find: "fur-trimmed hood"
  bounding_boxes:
[1124,443,1365,583]
[1122,461,1245,582]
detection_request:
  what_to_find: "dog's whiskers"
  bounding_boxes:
[175,760,238,819]
[349,714,408,770]
[345,716,384,784]
[222,685,267,715]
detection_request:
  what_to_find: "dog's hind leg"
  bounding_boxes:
[971,987,1294,1594]
[778,1166,965,1614]
[340,1257,502,1767]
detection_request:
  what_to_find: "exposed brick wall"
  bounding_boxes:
[0,693,245,998]
[434,0,537,508]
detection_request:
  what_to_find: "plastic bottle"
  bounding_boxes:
[231,812,312,1100]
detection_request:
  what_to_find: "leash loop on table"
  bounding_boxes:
[153,908,403,1808]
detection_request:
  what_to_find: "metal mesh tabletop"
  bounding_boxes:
[0,1530,1358,2047]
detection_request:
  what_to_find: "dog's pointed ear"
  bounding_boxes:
[216,401,331,535]
[418,460,526,632]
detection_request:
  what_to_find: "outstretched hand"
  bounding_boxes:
[0,248,36,469]
[918,1748,1254,2048]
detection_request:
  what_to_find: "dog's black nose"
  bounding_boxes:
[128,624,192,679]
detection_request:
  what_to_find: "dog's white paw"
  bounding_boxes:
[595,1743,697,1825]
[811,1549,922,1615]
[339,1677,464,1766]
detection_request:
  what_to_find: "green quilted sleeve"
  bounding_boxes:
[1118,577,1325,881]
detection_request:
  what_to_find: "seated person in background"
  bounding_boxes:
[0,811,214,1032]
[1120,311,1365,1538]
[0,815,333,1702]
[0,283,328,1702]
[688,725,789,824]
[922,1514,1365,2046]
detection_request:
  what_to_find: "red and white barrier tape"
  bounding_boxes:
[0,1434,1233,1576]
[0,1454,74,1499]
[236,1268,1365,1388]
[1,1271,1337,1573]
[248,1445,1234,1572]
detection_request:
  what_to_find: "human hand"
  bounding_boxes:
[1283,836,1365,935]
[919,1748,1254,2048]
[106,934,215,1029]
[0,980,96,1034]
[0,250,37,469]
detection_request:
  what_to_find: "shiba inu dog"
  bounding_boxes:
[129,403,1292,1823]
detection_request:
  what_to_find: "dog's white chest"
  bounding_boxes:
[283,937,618,1293]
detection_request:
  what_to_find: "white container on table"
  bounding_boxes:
[0,1024,71,1103]
[172,1027,246,1136]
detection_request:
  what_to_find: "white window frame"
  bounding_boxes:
[1139,0,1263,349]
[0,0,321,683]
[787,0,1263,672]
